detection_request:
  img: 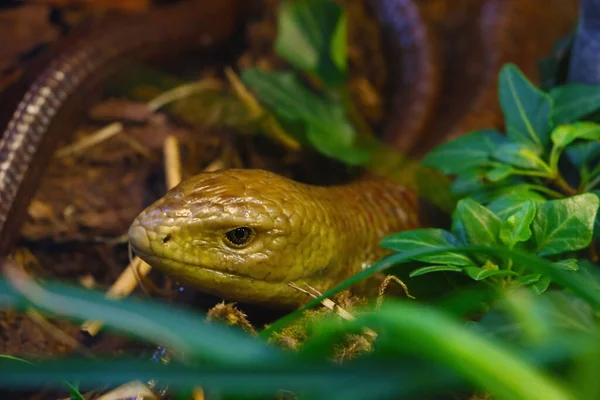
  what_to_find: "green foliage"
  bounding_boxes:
[498,64,554,150]
[241,68,371,164]
[275,0,347,86]
[238,0,377,167]
[532,194,599,256]
[550,84,600,124]
[380,194,599,292]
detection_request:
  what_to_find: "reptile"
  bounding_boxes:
[128,169,420,308]
[0,0,579,305]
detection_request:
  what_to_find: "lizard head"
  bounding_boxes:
[128,169,341,308]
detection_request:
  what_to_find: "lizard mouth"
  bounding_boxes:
[129,244,263,282]
[130,244,308,309]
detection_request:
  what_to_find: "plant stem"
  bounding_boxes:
[585,174,600,191]
[554,175,578,196]
[524,185,565,199]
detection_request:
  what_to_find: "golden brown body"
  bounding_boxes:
[128,169,419,308]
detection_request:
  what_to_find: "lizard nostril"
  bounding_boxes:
[161,234,172,244]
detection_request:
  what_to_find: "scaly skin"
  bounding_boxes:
[128,169,420,308]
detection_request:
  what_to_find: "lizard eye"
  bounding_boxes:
[224,227,254,248]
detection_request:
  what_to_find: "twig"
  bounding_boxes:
[376,275,415,309]
[96,380,158,400]
[163,135,182,191]
[81,136,183,336]
[146,79,224,112]
[287,282,355,321]
[54,122,123,158]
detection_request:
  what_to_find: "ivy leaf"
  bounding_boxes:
[421,130,505,175]
[498,64,553,150]
[275,0,347,86]
[492,142,549,171]
[532,193,600,256]
[550,84,600,124]
[409,265,463,278]
[380,229,475,266]
[487,190,547,219]
[241,69,370,165]
[554,259,579,271]
[499,200,537,249]
[453,198,502,246]
[550,122,600,149]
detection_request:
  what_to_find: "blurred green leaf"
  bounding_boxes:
[263,244,600,339]
[493,143,549,171]
[532,277,552,294]
[499,200,537,248]
[421,130,505,175]
[565,141,600,168]
[451,168,487,196]
[463,267,517,281]
[487,164,514,182]
[380,229,475,266]
[515,274,543,286]
[554,259,579,272]
[532,193,600,256]
[0,278,281,364]
[550,84,600,124]
[551,122,600,148]
[498,64,553,150]
[301,299,576,400]
[453,198,502,246]
[0,357,438,399]
[241,68,370,164]
[409,264,463,277]
[275,0,347,86]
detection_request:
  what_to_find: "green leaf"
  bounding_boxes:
[421,130,505,175]
[0,278,280,364]
[532,277,552,295]
[550,84,600,124]
[499,200,537,248]
[380,229,475,266]
[306,116,370,164]
[409,265,463,277]
[498,64,554,150]
[492,142,549,171]
[551,122,600,149]
[554,259,579,271]
[463,267,517,281]
[451,168,487,196]
[565,141,600,168]
[241,69,371,165]
[532,193,600,256]
[539,33,574,91]
[487,164,514,182]
[515,274,542,286]
[275,0,347,86]
[487,190,548,219]
[453,198,502,246]
[592,190,600,238]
